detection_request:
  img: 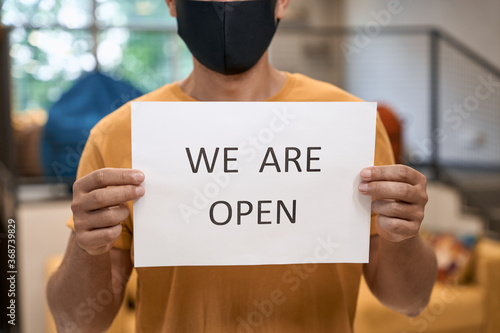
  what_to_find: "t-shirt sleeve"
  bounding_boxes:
[65,130,133,250]
[370,113,396,236]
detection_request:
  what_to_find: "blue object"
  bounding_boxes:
[41,71,143,182]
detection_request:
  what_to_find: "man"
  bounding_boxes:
[47,0,437,332]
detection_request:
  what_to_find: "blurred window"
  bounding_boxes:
[1,0,193,114]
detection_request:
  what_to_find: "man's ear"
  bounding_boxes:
[165,0,177,17]
[276,0,291,20]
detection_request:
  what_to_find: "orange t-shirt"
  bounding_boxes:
[67,72,394,332]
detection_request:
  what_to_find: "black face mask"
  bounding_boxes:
[175,0,279,75]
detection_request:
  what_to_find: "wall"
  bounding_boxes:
[18,196,71,333]
[283,0,344,27]
[343,0,500,69]
[272,0,346,86]
[343,33,432,163]
[287,0,500,68]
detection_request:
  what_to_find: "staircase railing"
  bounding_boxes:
[273,25,500,236]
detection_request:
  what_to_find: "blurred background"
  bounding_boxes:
[0,0,499,332]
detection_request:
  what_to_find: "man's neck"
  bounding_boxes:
[178,53,287,102]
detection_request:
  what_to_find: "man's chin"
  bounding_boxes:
[196,62,256,79]
[192,54,269,78]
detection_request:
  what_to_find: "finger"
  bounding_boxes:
[359,181,423,204]
[74,168,145,193]
[80,204,130,230]
[76,224,123,251]
[371,200,424,222]
[360,165,426,186]
[375,215,420,242]
[81,185,145,211]
[85,243,114,256]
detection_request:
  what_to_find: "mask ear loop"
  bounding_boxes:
[274,0,280,25]
[223,1,227,74]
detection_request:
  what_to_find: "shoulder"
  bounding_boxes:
[285,73,394,166]
[286,73,363,102]
[90,83,180,143]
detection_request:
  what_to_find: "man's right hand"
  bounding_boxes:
[71,168,145,255]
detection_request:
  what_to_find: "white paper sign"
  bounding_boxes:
[132,102,377,267]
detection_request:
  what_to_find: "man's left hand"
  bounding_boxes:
[359,165,428,242]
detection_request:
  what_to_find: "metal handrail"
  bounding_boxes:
[437,29,500,79]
